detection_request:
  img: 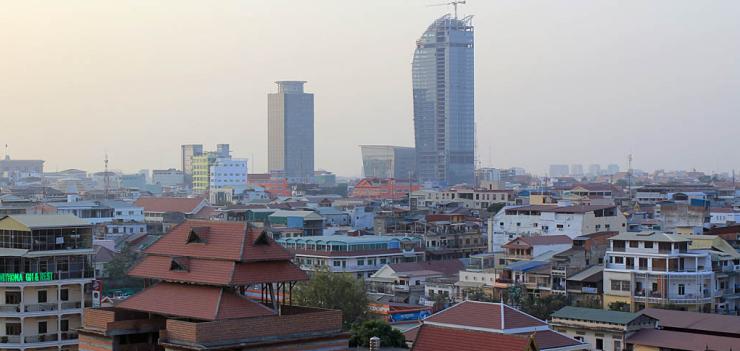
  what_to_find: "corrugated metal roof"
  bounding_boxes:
[551,306,640,325]
[1,214,90,228]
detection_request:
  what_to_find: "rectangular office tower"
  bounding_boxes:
[412,14,475,186]
[268,81,314,182]
[180,144,203,186]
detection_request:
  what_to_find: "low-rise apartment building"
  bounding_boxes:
[488,204,627,252]
[603,232,715,313]
[412,187,514,210]
[277,235,423,279]
[550,306,657,351]
[0,214,95,351]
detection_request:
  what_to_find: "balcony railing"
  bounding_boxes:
[61,301,82,310]
[25,303,58,313]
[0,335,21,344]
[25,333,59,343]
[60,331,79,340]
[0,304,20,313]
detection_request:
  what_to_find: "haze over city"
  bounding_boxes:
[2,0,738,176]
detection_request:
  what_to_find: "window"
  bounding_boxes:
[38,321,47,334]
[333,260,341,267]
[357,259,364,266]
[644,241,653,249]
[629,241,639,248]
[614,340,622,351]
[614,256,624,264]
[38,290,47,303]
[678,284,685,296]
[380,258,387,264]
[60,319,69,332]
[5,291,21,305]
[60,289,69,301]
[5,323,21,335]
[596,338,604,350]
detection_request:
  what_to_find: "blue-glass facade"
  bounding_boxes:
[412,14,474,186]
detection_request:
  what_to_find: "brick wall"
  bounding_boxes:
[165,308,343,345]
[83,308,117,330]
[79,333,114,351]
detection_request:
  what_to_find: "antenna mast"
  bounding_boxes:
[427,0,467,20]
[104,153,110,199]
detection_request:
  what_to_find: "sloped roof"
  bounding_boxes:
[688,235,740,259]
[641,308,740,336]
[117,282,274,321]
[94,245,117,264]
[411,324,533,351]
[388,260,464,276]
[551,306,641,325]
[144,221,291,262]
[134,197,205,214]
[517,330,585,350]
[566,265,604,283]
[626,328,740,351]
[0,214,90,228]
[425,301,546,330]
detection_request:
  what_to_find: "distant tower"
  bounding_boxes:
[268,81,315,182]
[413,11,475,186]
[104,153,110,199]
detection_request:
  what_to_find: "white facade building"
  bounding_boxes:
[488,204,627,252]
[209,158,248,194]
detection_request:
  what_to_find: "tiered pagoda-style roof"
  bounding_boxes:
[79,220,347,351]
[120,220,308,320]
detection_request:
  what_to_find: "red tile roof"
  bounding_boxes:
[626,328,740,351]
[128,255,235,285]
[641,308,740,336]
[425,301,546,330]
[231,261,308,284]
[117,282,275,321]
[144,220,292,262]
[411,325,534,351]
[134,197,205,214]
[517,330,584,350]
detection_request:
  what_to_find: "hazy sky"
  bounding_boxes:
[2,0,738,177]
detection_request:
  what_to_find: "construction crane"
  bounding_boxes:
[427,0,466,19]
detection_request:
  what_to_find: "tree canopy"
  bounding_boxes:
[292,271,369,329]
[349,319,406,348]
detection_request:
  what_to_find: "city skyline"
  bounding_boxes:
[2,0,739,176]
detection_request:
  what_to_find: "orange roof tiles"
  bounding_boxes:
[411,325,533,351]
[117,283,275,321]
[425,301,546,330]
[232,261,308,285]
[128,255,235,285]
[144,220,291,262]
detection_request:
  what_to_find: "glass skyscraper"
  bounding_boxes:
[268,81,314,182]
[412,14,474,186]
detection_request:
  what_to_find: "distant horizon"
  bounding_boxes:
[2,1,738,177]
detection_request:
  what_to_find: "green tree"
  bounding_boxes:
[608,301,631,312]
[349,319,406,348]
[293,271,369,329]
[518,294,568,320]
[465,287,495,302]
[103,243,143,290]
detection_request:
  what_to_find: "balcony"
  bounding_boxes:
[632,290,713,304]
[581,287,598,294]
[61,301,82,310]
[25,302,58,313]
[0,304,20,313]
[25,333,59,343]
[0,335,21,344]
